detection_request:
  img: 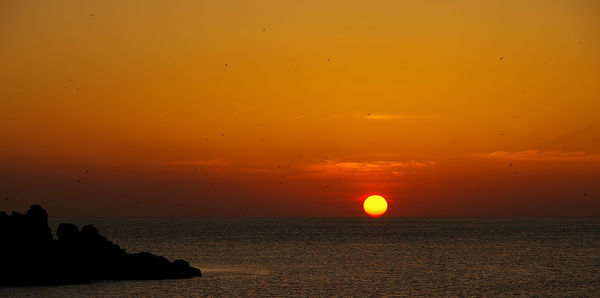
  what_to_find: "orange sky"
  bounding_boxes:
[1,0,599,216]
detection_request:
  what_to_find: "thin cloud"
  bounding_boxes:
[299,160,437,178]
[165,158,438,178]
[237,167,280,174]
[165,159,279,174]
[357,113,441,121]
[475,150,600,161]
[165,159,233,166]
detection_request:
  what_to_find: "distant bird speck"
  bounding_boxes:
[89,13,94,17]
[584,192,589,197]
[20,91,24,95]
[499,56,503,62]
[220,132,224,137]
[509,163,512,166]
[325,184,330,188]
[277,165,280,169]
[367,112,371,116]
[262,28,266,32]
[224,63,228,67]
[327,58,331,62]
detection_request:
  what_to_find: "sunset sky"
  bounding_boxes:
[1,0,599,217]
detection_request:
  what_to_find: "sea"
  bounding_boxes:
[1,217,599,297]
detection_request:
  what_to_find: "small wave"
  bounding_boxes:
[201,267,271,275]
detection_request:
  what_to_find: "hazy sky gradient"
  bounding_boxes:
[1,0,599,216]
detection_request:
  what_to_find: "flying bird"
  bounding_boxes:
[499,56,503,62]
[89,13,94,17]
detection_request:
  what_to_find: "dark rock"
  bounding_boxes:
[26,205,48,226]
[57,223,78,241]
[0,205,202,287]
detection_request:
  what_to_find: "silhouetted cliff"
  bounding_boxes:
[0,205,201,286]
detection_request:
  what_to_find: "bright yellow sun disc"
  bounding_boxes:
[363,195,388,217]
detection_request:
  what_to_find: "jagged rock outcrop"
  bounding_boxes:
[0,205,201,286]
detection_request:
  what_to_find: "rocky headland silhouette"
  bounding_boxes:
[0,205,201,286]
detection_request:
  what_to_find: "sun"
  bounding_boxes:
[363,195,388,217]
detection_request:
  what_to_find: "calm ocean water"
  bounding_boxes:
[1,218,599,297]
